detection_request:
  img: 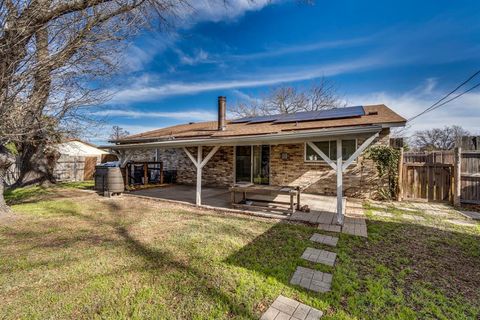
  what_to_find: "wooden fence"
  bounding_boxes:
[461,151,480,204]
[5,155,100,186]
[399,149,480,204]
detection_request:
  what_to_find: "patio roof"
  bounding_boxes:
[108,104,405,145]
[102,124,383,150]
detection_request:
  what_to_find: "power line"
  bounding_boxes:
[408,69,480,122]
[421,81,480,114]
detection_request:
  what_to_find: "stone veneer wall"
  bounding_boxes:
[122,146,234,187]
[121,128,389,198]
[269,128,390,198]
[175,146,234,187]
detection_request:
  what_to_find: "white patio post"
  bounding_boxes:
[183,146,220,206]
[336,139,344,225]
[196,146,203,205]
[307,132,379,225]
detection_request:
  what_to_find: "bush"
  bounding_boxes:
[365,146,400,200]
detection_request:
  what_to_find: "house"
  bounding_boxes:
[57,139,111,159]
[54,139,117,181]
[105,97,406,223]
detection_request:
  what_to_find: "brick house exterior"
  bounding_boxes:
[106,101,405,212]
[122,128,390,199]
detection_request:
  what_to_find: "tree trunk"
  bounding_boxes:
[0,170,11,214]
[0,148,14,214]
[13,142,59,188]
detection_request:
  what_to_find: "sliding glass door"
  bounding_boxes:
[235,145,269,185]
[235,146,252,183]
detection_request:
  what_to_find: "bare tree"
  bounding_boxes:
[110,126,131,141]
[230,78,345,118]
[0,0,194,212]
[411,125,470,151]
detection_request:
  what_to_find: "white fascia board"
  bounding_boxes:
[103,125,383,150]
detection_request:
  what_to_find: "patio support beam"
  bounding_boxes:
[336,139,344,225]
[200,146,220,168]
[183,146,221,206]
[342,132,379,172]
[306,141,337,170]
[196,146,202,206]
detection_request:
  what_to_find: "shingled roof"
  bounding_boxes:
[113,104,406,144]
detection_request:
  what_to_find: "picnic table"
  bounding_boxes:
[229,183,302,214]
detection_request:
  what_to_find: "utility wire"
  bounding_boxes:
[408,69,480,122]
[419,81,480,114]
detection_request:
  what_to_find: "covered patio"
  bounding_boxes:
[129,185,367,236]
[113,125,383,226]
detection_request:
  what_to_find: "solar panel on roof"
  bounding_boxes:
[231,114,280,123]
[246,114,286,123]
[230,106,365,124]
[273,106,365,123]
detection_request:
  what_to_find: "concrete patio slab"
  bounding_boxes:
[310,233,338,247]
[301,247,337,266]
[260,295,323,320]
[131,185,369,237]
[131,185,342,222]
[290,266,332,293]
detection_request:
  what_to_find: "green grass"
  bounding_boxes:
[0,188,479,319]
[4,180,93,205]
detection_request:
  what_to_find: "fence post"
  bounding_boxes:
[453,147,461,206]
[397,147,404,201]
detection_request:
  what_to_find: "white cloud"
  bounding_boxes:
[118,1,276,72]
[177,0,278,27]
[111,56,388,102]
[227,36,373,61]
[347,83,480,135]
[231,89,260,103]
[91,109,216,121]
[175,48,211,66]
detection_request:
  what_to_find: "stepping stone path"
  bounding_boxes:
[260,295,323,320]
[310,233,338,247]
[301,247,336,266]
[290,266,332,293]
[342,216,368,237]
[459,210,480,220]
[318,224,341,233]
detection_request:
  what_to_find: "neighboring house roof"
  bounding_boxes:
[57,140,109,156]
[112,105,406,145]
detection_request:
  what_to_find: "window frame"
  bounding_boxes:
[304,139,358,163]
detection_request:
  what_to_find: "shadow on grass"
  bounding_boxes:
[5,181,94,205]
[4,193,480,318]
[10,199,256,318]
[224,222,320,284]
[225,217,480,318]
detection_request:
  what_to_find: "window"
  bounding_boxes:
[305,139,357,162]
[235,145,270,185]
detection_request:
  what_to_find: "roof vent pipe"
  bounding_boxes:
[218,96,226,131]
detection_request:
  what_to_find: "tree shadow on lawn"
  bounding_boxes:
[225,218,480,318]
[6,199,257,318]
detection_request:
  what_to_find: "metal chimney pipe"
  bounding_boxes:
[218,96,226,131]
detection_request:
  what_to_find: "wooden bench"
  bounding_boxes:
[229,184,302,214]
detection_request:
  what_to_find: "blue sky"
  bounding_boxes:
[89,0,480,144]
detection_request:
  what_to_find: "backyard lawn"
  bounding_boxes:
[1,183,479,319]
